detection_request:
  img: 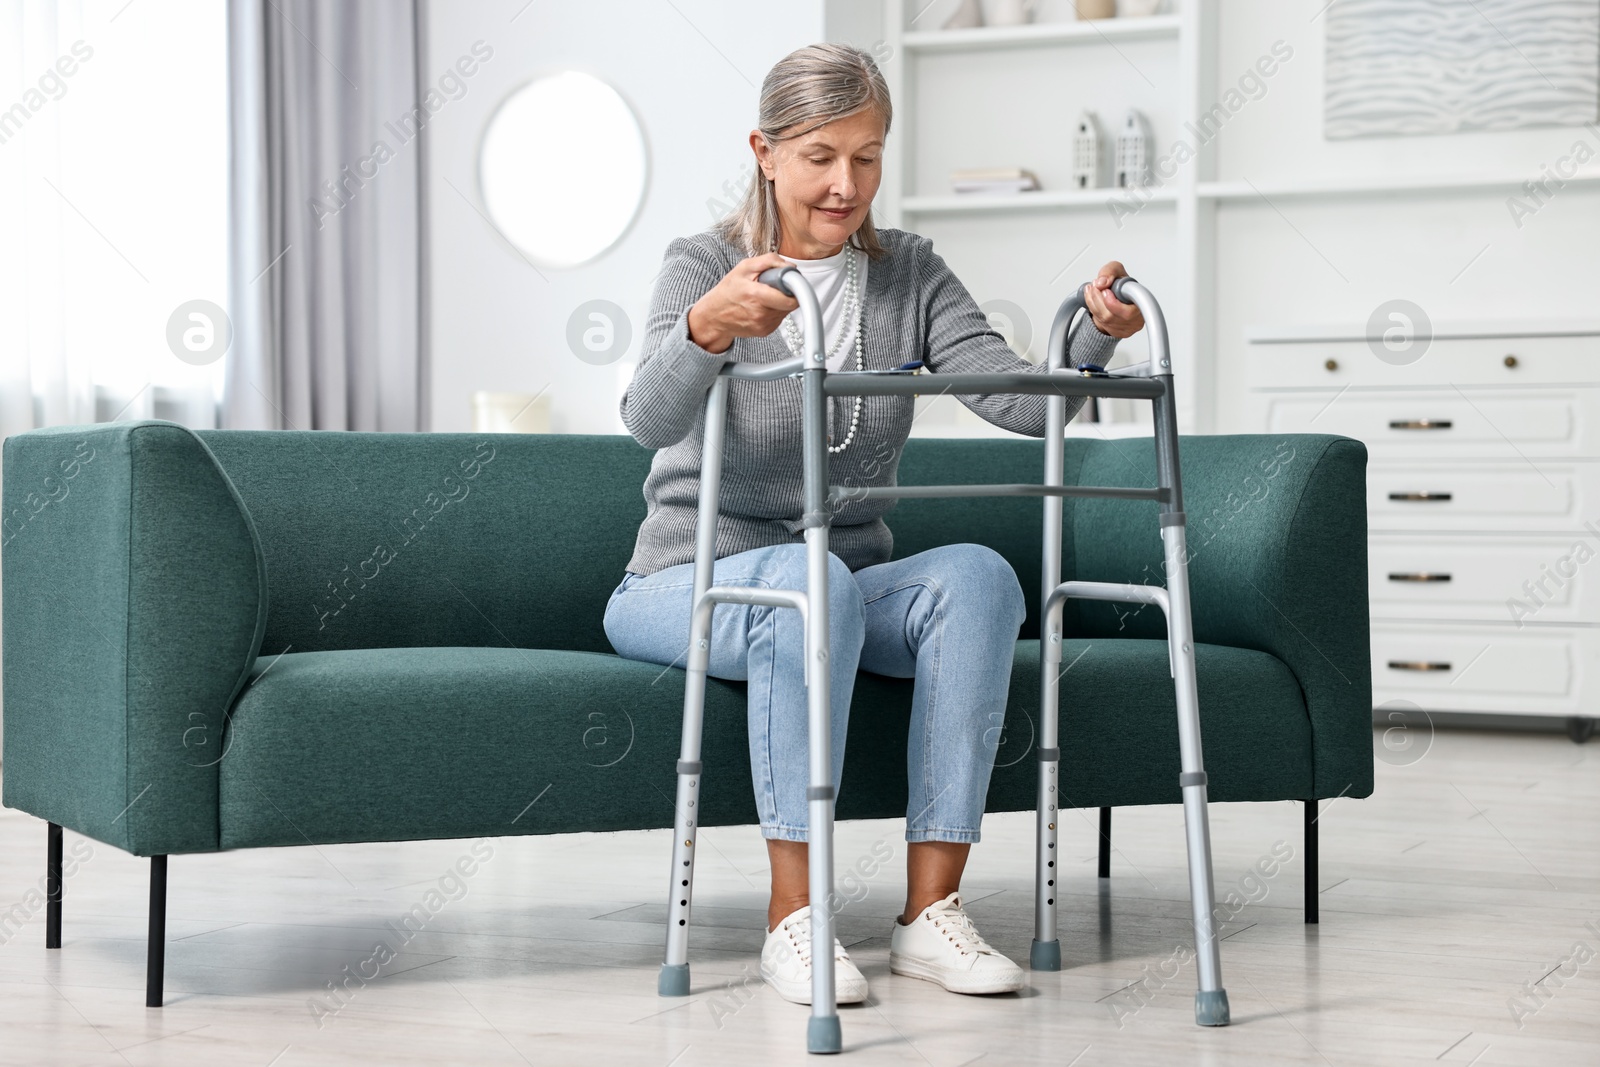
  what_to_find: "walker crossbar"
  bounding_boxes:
[723,358,1166,398]
[1045,583,1176,691]
[823,372,1166,400]
[1048,580,1170,612]
[658,268,1228,1055]
[693,586,812,686]
[828,484,1169,504]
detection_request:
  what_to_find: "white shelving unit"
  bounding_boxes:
[1199,171,1600,202]
[902,187,1179,215]
[873,0,1212,437]
[900,13,1180,52]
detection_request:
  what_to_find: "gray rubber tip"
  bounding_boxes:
[658,963,690,997]
[1195,988,1231,1026]
[1030,939,1062,971]
[807,1014,842,1055]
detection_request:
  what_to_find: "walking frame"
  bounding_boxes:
[656,268,1231,1054]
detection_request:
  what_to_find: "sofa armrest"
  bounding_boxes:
[3,421,266,854]
[1068,434,1373,800]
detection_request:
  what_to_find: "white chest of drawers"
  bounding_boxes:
[1241,320,1600,733]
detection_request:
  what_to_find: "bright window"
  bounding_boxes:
[0,0,228,429]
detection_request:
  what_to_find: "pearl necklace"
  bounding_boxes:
[780,246,865,454]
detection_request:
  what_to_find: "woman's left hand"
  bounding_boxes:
[1084,261,1144,339]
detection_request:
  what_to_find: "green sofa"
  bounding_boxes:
[1,420,1372,1006]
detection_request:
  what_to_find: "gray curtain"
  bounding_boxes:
[224,0,428,432]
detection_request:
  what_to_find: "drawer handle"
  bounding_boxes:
[1387,660,1452,672]
[1389,419,1452,430]
[1388,491,1453,502]
[1387,572,1452,582]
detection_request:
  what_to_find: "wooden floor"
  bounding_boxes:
[0,726,1595,1065]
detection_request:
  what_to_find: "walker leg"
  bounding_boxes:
[1029,762,1062,970]
[1031,382,1067,973]
[660,380,732,999]
[1031,598,1064,971]
[1162,523,1229,1027]
[656,579,720,998]
[802,403,840,1054]
[658,608,711,997]
[790,295,841,1054]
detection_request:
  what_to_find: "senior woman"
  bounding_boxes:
[604,43,1144,1005]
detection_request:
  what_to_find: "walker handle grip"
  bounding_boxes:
[757,266,800,295]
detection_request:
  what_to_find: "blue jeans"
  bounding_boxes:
[602,542,1026,843]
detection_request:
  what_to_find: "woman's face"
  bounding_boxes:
[754,108,884,260]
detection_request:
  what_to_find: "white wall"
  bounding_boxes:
[422,0,825,434]
[1213,1,1592,183]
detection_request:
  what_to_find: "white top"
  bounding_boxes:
[780,245,869,372]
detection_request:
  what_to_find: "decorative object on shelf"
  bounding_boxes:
[1325,0,1600,139]
[1073,0,1116,19]
[1115,109,1152,188]
[1117,0,1163,15]
[1072,111,1104,189]
[951,166,1041,194]
[982,0,1036,25]
[942,0,983,29]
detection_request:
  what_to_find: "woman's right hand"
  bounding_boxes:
[686,252,800,355]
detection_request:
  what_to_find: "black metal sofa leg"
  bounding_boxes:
[1304,801,1319,925]
[46,823,62,949]
[147,856,167,1007]
[1097,807,1111,879]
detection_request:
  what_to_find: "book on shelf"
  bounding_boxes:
[950,167,1041,195]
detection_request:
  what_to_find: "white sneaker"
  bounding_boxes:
[890,891,1025,994]
[759,905,869,1005]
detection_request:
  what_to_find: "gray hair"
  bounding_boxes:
[715,43,893,261]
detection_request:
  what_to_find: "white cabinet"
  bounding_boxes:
[1244,322,1600,721]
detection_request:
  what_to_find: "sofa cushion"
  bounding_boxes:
[986,639,1313,811]
[217,638,1310,850]
[217,646,750,850]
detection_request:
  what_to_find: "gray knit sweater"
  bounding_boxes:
[619,227,1118,576]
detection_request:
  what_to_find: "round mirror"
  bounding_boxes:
[478,71,648,269]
